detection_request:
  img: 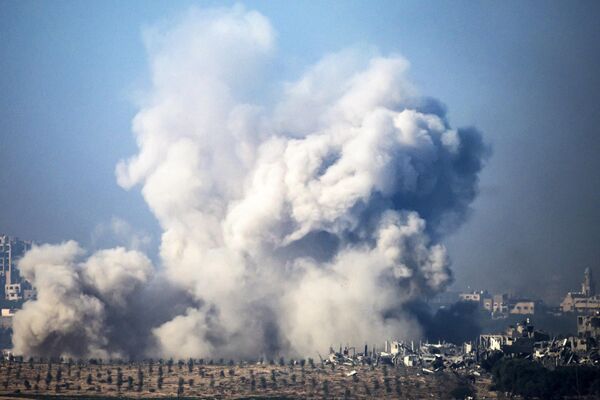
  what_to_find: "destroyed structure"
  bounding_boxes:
[578,313,600,340]
[322,314,600,379]
[479,317,600,367]
[324,339,478,377]
[480,319,549,356]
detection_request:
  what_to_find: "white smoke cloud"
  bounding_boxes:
[116,5,486,359]
[13,242,153,358]
[279,210,449,355]
[12,5,487,359]
[91,216,152,251]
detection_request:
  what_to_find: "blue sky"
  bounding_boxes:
[1,1,599,301]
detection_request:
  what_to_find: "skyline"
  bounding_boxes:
[1,0,600,305]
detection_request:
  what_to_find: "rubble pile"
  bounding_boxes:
[480,317,600,367]
[322,315,600,380]
[323,339,479,378]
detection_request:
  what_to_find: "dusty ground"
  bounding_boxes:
[0,360,497,399]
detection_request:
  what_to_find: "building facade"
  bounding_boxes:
[510,300,536,315]
[561,268,600,313]
[0,234,33,301]
[459,290,487,303]
[577,314,600,340]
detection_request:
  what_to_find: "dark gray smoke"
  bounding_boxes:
[400,301,482,345]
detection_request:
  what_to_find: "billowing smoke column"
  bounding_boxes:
[13,5,487,359]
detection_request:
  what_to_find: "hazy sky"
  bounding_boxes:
[1,1,599,303]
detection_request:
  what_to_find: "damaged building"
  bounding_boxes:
[578,313,600,340]
[478,317,600,367]
[480,319,549,356]
[324,339,478,376]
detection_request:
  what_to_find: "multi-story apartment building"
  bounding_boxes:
[0,235,33,301]
[459,289,537,316]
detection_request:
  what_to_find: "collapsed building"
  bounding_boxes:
[578,313,600,340]
[480,319,549,355]
[324,339,477,375]
[479,317,600,367]
[322,314,600,378]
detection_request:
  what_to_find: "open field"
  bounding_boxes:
[0,359,497,399]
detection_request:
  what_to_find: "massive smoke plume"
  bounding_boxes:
[13,5,487,359]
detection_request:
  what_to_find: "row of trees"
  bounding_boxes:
[1,356,438,398]
[0,361,414,397]
[5,356,319,367]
